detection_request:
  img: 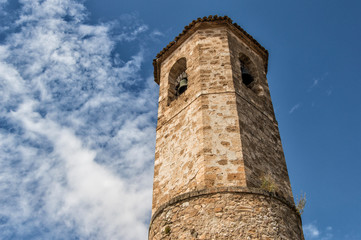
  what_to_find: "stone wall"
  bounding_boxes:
[150,19,303,239]
[153,25,250,214]
[152,27,205,214]
[227,29,294,202]
[149,188,304,240]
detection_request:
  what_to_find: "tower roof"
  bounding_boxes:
[153,15,269,84]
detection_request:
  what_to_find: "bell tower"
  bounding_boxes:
[149,16,304,239]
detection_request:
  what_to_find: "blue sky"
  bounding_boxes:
[0,0,360,239]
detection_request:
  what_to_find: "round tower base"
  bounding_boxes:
[149,189,304,240]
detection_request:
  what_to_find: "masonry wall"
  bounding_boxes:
[153,25,249,214]
[227,30,294,202]
[196,25,246,189]
[149,190,304,240]
[151,21,302,239]
[153,30,204,214]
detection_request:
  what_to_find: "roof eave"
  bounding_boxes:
[153,15,269,85]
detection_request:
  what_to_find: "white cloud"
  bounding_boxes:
[0,0,157,239]
[304,223,320,238]
[0,0,7,11]
[107,13,150,42]
[151,30,164,37]
[289,103,301,114]
[304,223,333,240]
[115,25,149,42]
[10,100,152,239]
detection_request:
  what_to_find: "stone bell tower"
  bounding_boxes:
[149,16,304,239]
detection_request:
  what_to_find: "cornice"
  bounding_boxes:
[153,15,269,84]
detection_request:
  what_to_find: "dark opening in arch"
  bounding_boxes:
[168,58,187,104]
[240,60,254,87]
[238,54,263,96]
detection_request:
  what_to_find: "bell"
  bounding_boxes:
[177,78,188,95]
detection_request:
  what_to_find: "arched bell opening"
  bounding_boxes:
[168,58,188,104]
[240,60,254,87]
[239,54,264,96]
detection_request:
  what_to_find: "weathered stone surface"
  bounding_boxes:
[150,16,304,239]
[149,191,303,240]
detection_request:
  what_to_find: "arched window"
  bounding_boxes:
[239,54,255,89]
[240,60,254,87]
[239,54,263,96]
[168,58,188,104]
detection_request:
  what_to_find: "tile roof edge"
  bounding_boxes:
[153,15,269,84]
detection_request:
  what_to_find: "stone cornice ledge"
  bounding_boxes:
[149,186,301,230]
[153,15,269,84]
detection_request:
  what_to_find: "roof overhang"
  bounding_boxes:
[153,15,269,84]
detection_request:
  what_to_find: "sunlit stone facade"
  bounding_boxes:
[149,16,304,240]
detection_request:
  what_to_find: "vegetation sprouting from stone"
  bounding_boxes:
[296,193,306,215]
[164,226,171,235]
[260,175,278,193]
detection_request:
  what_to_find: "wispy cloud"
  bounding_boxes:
[309,72,328,90]
[151,30,164,37]
[0,0,157,239]
[310,78,319,89]
[149,29,164,41]
[304,223,321,238]
[0,0,7,9]
[289,103,301,114]
[115,25,149,42]
[304,223,333,240]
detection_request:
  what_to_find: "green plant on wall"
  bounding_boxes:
[164,226,171,235]
[260,175,278,193]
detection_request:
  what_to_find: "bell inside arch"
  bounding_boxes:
[177,77,188,95]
